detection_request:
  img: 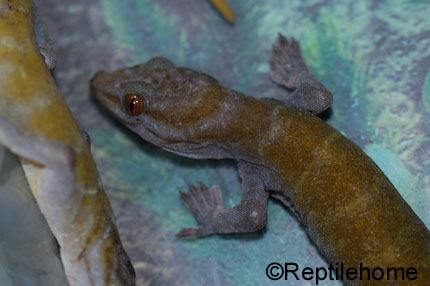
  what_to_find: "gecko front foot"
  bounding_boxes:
[177,182,224,239]
[270,34,308,89]
[270,33,333,114]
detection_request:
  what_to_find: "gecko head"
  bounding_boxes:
[91,57,231,159]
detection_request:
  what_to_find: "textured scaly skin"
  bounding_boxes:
[92,57,430,285]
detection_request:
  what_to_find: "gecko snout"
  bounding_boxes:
[90,70,122,110]
[90,71,107,90]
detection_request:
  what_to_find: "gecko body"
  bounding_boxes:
[0,1,135,284]
[91,36,430,285]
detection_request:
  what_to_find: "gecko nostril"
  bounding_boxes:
[90,71,106,89]
[94,71,107,82]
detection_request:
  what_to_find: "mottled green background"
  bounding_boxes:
[40,0,430,285]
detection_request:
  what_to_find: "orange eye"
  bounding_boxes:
[124,93,144,116]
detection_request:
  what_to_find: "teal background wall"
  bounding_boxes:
[40,1,430,285]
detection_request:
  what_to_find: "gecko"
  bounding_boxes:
[0,1,135,285]
[0,146,69,285]
[91,34,430,285]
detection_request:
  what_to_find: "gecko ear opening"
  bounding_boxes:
[124,92,144,116]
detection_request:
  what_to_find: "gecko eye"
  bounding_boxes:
[124,92,144,116]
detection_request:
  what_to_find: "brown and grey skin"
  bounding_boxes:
[33,0,57,70]
[270,34,332,114]
[91,35,430,285]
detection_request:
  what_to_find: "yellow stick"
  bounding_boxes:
[210,0,236,23]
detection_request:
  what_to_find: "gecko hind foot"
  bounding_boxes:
[270,34,308,89]
[177,182,224,239]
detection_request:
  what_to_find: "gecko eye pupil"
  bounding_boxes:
[124,93,144,116]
